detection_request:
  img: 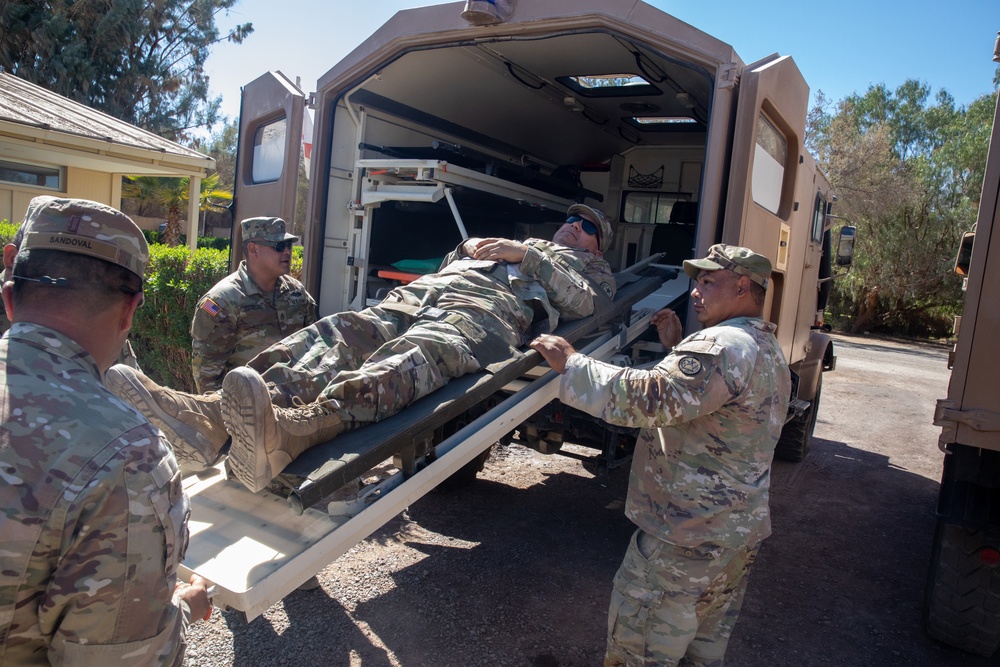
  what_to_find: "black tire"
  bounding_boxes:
[924,520,1000,657]
[774,374,821,462]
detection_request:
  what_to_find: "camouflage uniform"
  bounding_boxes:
[190,260,316,392]
[559,317,790,667]
[0,323,193,666]
[247,238,614,427]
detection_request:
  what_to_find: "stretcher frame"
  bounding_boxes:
[177,264,672,621]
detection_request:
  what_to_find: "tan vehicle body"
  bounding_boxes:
[924,82,1000,657]
[193,1,853,620]
[235,0,847,459]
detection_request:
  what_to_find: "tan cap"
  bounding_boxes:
[683,244,772,289]
[19,196,148,278]
[241,216,297,244]
[566,204,614,252]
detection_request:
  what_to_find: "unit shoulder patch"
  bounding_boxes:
[678,356,702,376]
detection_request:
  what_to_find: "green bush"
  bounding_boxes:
[130,244,305,391]
[130,245,230,391]
[1,219,14,333]
[141,230,232,252]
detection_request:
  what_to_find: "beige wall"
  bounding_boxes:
[0,164,117,224]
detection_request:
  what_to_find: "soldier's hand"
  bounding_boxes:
[530,334,576,374]
[650,308,682,350]
[462,238,486,256]
[176,574,213,622]
[470,238,528,264]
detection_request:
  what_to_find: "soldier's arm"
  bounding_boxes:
[190,296,237,393]
[519,243,613,319]
[45,429,194,664]
[558,337,754,429]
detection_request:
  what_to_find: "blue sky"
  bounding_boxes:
[203,0,999,127]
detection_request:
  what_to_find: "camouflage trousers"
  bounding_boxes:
[245,277,522,428]
[605,529,759,667]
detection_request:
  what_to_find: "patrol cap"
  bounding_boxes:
[19,196,148,278]
[683,244,772,289]
[241,216,297,244]
[567,204,614,252]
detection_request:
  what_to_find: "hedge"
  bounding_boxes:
[1,222,306,393]
[131,244,305,391]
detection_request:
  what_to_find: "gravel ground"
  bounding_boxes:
[182,334,995,666]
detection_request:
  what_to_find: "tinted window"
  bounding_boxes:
[0,159,61,190]
[812,193,826,244]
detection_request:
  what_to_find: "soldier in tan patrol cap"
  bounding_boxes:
[532,243,791,667]
[0,196,210,665]
[189,216,316,393]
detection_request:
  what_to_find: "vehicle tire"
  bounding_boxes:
[924,520,1000,657]
[774,374,821,462]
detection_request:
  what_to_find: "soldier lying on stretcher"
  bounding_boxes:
[107,205,616,493]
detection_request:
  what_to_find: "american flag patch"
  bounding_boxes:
[200,298,222,317]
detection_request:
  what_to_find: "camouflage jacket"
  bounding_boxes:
[191,261,316,392]
[0,324,193,666]
[559,317,791,549]
[433,238,616,343]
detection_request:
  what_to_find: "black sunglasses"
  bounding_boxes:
[256,240,294,253]
[566,215,601,242]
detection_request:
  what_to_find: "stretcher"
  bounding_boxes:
[177,259,682,621]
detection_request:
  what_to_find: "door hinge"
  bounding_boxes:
[934,399,1000,432]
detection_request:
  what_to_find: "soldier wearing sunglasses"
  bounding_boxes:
[190,217,317,394]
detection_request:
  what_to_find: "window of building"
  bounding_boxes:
[0,159,62,190]
[751,114,786,214]
[251,116,287,184]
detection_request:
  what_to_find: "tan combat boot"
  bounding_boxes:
[221,367,343,493]
[105,364,230,468]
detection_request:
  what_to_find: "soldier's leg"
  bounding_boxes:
[680,544,759,667]
[606,531,748,667]
[317,318,480,427]
[245,308,406,407]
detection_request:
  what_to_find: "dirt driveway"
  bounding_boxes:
[183,334,992,666]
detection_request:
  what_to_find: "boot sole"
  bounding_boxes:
[105,366,216,466]
[222,368,273,493]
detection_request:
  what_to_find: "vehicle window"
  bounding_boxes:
[251,116,287,184]
[0,159,62,190]
[812,193,826,244]
[623,192,679,225]
[751,114,786,214]
[556,72,661,98]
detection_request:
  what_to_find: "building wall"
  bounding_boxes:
[0,162,118,224]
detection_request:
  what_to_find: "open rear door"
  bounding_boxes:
[232,71,305,263]
[721,54,810,358]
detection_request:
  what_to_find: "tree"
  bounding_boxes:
[0,0,252,141]
[808,78,998,336]
[205,118,239,192]
[123,173,232,245]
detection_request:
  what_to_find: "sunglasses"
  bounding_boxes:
[566,215,601,243]
[256,240,294,253]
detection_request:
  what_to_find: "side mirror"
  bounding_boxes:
[954,231,975,276]
[836,226,856,267]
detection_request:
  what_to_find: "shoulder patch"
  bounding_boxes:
[601,282,614,297]
[678,356,702,376]
[199,298,222,317]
